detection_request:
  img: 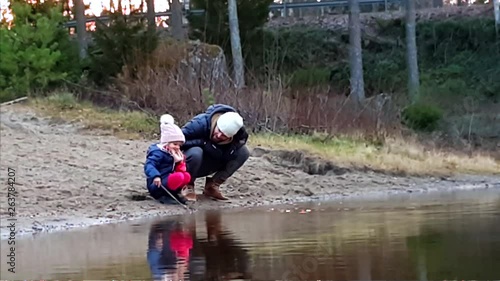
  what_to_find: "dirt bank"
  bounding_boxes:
[1,104,499,239]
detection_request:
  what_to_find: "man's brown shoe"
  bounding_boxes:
[182,184,197,202]
[203,177,229,201]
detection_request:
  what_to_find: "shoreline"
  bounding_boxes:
[2,176,499,240]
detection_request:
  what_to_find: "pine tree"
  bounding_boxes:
[0,1,72,101]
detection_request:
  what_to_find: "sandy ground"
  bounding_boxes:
[1,104,499,239]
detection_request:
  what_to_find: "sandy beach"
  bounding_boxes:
[1,104,499,239]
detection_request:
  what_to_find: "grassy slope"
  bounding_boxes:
[25,93,500,176]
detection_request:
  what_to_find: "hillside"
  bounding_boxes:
[266,4,494,30]
[250,4,500,152]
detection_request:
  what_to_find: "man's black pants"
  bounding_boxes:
[183,145,250,184]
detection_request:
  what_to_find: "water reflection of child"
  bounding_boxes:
[169,225,193,281]
[147,220,194,281]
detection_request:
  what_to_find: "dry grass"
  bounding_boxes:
[28,92,500,177]
[28,92,158,139]
[250,133,500,176]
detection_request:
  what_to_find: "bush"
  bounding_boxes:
[288,67,331,88]
[0,1,76,102]
[401,103,443,132]
[86,10,159,87]
[247,27,341,75]
[45,91,80,110]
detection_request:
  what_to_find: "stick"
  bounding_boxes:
[160,184,193,213]
[0,96,28,106]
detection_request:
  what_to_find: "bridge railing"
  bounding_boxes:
[269,0,401,10]
[63,0,403,28]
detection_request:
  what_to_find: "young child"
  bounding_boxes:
[144,114,191,205]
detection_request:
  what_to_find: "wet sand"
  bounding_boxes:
[1,105,499,239]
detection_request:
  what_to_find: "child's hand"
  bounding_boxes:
[171,148,184,163]
[153,177,162,187]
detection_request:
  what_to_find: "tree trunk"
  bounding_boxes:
[348,0,365,105]
[170,0,185,40]
[433,0,443,8]
[357,248,372,280]
[146,0,155,31]
[417,247,428,281]
[74,0,87,59]
[494,0,500,37]
[63,0,71,15]
[406,0,420,101]
[228,0,245,89]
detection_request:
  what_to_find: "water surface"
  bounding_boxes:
[1,188,500,280]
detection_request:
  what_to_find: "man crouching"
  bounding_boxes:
[180,104,250,201]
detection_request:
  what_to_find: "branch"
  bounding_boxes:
[0,97,28,106]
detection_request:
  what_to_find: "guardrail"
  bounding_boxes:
[64,0,403,28]
[269,0,401,10]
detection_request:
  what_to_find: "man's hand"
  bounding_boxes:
[153,177,162,187]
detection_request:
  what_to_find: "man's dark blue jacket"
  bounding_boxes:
[181,104,248,160]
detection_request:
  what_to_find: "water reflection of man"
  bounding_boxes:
[189,210,252,281]
[147,219,194,281]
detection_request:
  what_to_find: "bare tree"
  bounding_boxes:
[494,0,500,37]
[348,0,365,105]
[146,0,155,31]
[74,0,87,59]
[170,0,185,40]
[228,0,245,89]
[406,0,420,101]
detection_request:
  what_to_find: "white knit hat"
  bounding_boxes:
[160,123,185,144]
[159,114,185,144]
[216,112,243,137]
[160,114,175,125]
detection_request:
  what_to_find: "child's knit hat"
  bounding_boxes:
[159,114,185,144]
